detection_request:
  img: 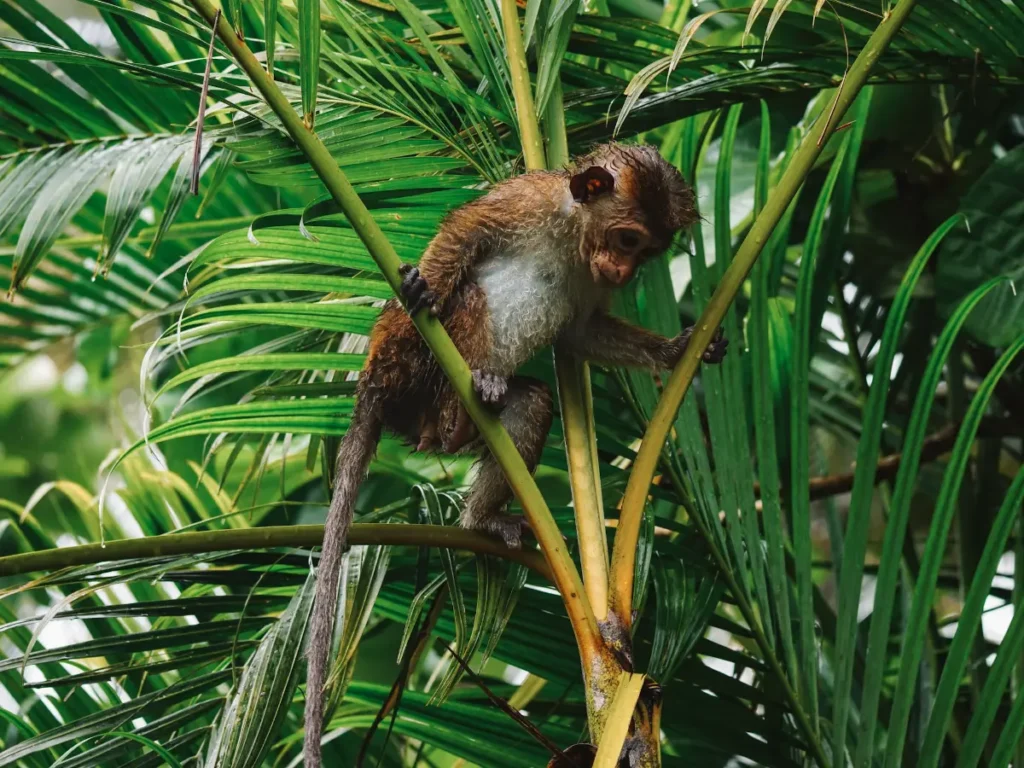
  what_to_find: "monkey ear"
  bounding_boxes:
[570,166,615,203]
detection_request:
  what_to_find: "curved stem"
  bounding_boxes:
[606,3,920,766]
[609,0,920,633]
[0,524,551,579]
[184,0,599,660]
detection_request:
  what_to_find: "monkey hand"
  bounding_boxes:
[664,326,729,367]
[472,370,508,410]
[398,264,439,316]
[701,327,729,363]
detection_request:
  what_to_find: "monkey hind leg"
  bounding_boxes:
[460,376,553,549]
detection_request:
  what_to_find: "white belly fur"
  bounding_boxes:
[474,244,586,375]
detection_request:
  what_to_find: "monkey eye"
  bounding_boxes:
[610,228,649,254]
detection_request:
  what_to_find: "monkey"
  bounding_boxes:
[303,143,728,767]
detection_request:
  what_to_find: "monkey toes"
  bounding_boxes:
[398,264,438,316]
[480,515,535,550]
[472,370,508,409]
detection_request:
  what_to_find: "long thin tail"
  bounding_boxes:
[304,398,381,768]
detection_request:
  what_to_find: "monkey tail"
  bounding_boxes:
[304,395,382,768]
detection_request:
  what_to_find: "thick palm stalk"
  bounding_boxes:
[183,0,601,659]
[501,0,627,750]
[500,0,545,169]
[544,82,610,618]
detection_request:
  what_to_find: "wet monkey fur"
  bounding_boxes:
[303,143,728,766]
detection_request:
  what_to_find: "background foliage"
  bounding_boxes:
[1,0,1023,765]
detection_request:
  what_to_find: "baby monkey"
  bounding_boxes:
[304,143,728,766]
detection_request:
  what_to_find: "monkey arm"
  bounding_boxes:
[414,202,507,310]
[562,313,728,371]
[561,312,683,370]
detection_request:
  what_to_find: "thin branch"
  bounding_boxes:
[182,0,599,657]
[0,524,550,579]
[782,416,1009,502]
[445,643,569,761]
[657,415,1014,508]
[357,585,447,767]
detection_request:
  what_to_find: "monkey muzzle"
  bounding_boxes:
[593,251,635,286]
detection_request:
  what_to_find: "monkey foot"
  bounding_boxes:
[703,327,729,364]
[477,515,533,550]
[472,370,507,409]
[398,264,438,316]
[468,514,567,550]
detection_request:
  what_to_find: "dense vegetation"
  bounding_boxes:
[1,0,1023,765]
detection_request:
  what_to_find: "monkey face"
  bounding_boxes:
[570,144,694,287]
[591,225,652,285]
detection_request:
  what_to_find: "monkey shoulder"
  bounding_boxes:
[448,172,572,232]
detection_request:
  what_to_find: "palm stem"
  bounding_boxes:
[498,0,606,631]
[0,524,550,578]
[609,1,921,765]
[183,0,599,658]
[500,0,545,170]
[500,0,624,748]
[544,81,610,620]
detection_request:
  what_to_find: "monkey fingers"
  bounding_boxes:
[442,404,478,454]
[416,418,439,452]
[471,370,508,409]
[702,327,729,364]
[397,264,438,316]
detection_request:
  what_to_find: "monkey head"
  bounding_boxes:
[569,143,696,286]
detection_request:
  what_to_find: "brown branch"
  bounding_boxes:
[767,415,1009,502]
[444,642,569,762]
[653,416,1009,511]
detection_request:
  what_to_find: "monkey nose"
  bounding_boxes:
[602,262,632,285]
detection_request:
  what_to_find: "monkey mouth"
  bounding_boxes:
[597,264,631,286]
